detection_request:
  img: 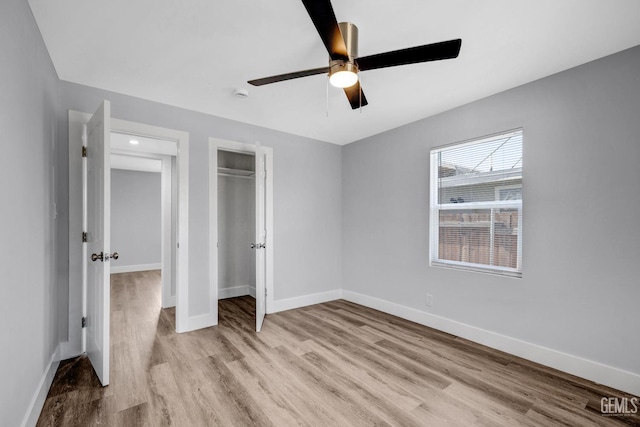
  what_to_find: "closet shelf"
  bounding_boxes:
[218,167,255,177]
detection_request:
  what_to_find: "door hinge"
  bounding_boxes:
[81,316,87,328]
[82,146,87,158]
[82,231,87,243]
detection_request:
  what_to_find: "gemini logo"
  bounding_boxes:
[601,397,639,417]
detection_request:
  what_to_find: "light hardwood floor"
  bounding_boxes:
[37,270,639,426]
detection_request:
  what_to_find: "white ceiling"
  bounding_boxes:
[29,0,640,145]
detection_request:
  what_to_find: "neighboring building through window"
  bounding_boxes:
[429,129,523,277]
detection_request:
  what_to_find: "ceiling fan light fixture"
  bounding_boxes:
[329,61,358,88]
[330,70,358,88]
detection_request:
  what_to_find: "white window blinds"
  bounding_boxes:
[429,129,523,277]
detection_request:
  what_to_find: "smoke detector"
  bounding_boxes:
[233,88,249,99]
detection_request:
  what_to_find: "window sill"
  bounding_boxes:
[430,260,522,279]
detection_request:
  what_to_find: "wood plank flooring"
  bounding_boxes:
[37,270,639,426]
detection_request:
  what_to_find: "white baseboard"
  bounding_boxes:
[248,286,256,298]
[110,263,161,274]
[162,295,176,309]
[219,285,250,300]
[58,340,81,361]
[21,344,60,427]
[341,290,640,396]
[271,289,342,314]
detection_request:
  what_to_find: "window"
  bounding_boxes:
[429,129,523,277]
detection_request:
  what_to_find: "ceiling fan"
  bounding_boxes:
[248,0,462,109]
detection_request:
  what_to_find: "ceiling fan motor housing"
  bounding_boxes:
[329,60,358,77]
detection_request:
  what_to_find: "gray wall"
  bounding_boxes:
[343,45,640,376]
[110,169,161,269]
[0,0,60,425]
[57,80,343,323]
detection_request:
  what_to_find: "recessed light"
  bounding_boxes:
[129,139,139,145]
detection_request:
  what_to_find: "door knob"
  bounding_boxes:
[103,251,119,261]
[250,243,256,249]
[256,243,266,249]
[91,252,104,262]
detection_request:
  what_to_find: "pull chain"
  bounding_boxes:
[359,74,363,113]
[326,77,329,117]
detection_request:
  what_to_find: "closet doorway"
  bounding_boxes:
[209,139,274,332]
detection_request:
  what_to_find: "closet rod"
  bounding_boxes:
[218,172,255,180]
[217,167,255,178]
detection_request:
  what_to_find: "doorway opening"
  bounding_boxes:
[109,159,170,349]
[217,150,257,319]
[110,132,177,310]
[209,138,274,332]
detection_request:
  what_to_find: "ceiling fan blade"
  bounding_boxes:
[248,66,330,86]
[357,39,462,72]
[344,81,368,109]
[301,0,348,60]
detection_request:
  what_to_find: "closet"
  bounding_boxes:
[217,150,256,300]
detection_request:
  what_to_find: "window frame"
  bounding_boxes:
[429,130,523,278]
[495,184,522,201]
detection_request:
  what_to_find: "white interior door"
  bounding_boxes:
[255,144,267,332]
[85,101,111,385]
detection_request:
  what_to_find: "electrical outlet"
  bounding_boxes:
[426,294,433,307]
